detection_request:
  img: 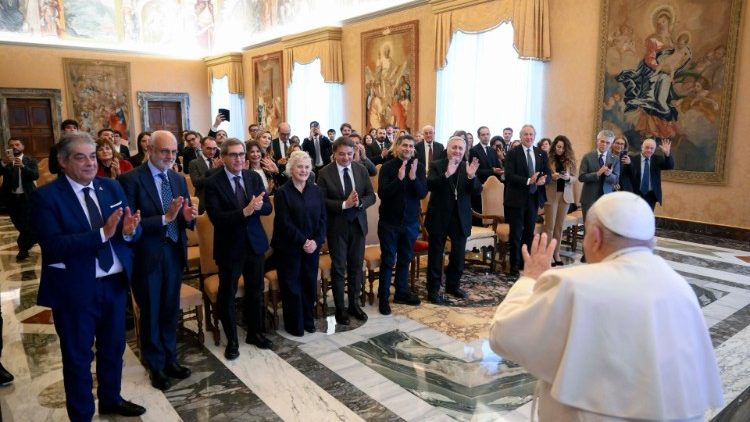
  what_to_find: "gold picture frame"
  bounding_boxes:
[63,58,134,140]
[251,51,285,139]
[594,0,743,184]
[361,20,419,134]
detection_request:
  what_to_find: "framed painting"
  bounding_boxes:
[63,58,134,140]
[595,0,743,184]
[252,51,285,138]
[362,20,418,134]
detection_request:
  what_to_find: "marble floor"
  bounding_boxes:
[0,215,748,421]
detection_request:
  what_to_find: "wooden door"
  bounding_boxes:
[147,101,182,141]
[7,98,54,160]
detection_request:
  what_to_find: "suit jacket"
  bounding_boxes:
[181,147,199,174]
[378,158,428,226]
[32,176,141,309]
[578,150,621,206]
[366,140,392,165]
[188,155,215,212]
[469,143,500,184]
[627,153,674,204]
[204,169,272,263]
[425,158,482,237]
[317,161,375,237]
[415,141,445,170]
[545,158,576,204]
[0,155,39,199]
[117,144,131,160]
[504,145,551,209]
[119,163,193,273]
[272,138,292,161]
[302,135,332,167]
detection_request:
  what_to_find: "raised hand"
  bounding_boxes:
[397,159,407,180]
[408,158,418,180]
[446,158,460,177]
[261,157,279,174]
[122,207,141,236]
[182,198,198,222]
[521,233,557,280]
[103,207,124,240]
[466,157,480,179]
[213,113,225,127]
[165,197,185,223]
[659,138,672,156]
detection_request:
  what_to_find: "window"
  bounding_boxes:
[210,76,246,139]
[287,58,345,140]
[435,23,544,144]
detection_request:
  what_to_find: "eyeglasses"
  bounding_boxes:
[225,152,246,159]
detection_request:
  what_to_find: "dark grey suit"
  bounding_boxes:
[578,150,620,219]
[317,161,375,311]
[188,154,215,213]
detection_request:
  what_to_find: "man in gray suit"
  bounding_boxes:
[318,138,376,325]
[188,137,221,213]
[578,129,620,262]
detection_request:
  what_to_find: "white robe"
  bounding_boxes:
[490,247,723,421]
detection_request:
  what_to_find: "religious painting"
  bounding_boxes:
[62,0,117,41]
[595,0,742,184]
[361,21,418,133]
[252,51,285,138]
[63,59,133,140]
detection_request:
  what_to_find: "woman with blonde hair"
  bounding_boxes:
[544,135,576,266]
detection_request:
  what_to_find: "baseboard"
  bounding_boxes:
[656,217,750,242]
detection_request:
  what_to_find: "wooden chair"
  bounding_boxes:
[409,193,431,291]
[184,197,201,279]
[36,158,55,187]
[472,177,508,272]
[362,194,381,306]
[185,174,195,197]
[370,164,382,193]
[562,180,585,251]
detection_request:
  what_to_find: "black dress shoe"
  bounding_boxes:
[0,362,14,386]
[304,324,316,334]
[446,288,467,299]
[553,260,564,266]
[394,293,421,306]
[348,305,368,322]
[224,341,240,360]
[246,333,273,349]
[99,399,146,417]
[427,293,444,305]
[164,362,191,379]
[335,309,350,325]
[149,369,172,391]
[379,301,391,315]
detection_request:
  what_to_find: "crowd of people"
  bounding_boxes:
[0,113,707,422]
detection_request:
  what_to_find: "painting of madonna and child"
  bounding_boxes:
[596,0,742,183]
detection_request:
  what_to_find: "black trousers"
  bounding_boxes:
[217,250,265,342]
[426,211,467,295]
[328,222,365,310]
[277,249,318,336]
[8,194,34,252]
[507,194,539,271]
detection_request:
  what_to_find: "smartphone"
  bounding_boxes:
[5,148,12,157]
[218,108,231,122]
[620,151,627,158]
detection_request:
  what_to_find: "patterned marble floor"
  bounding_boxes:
[0,215,748,421]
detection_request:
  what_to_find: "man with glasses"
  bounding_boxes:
[119,130,198,391]
[180,131,202,173]
[189,136,222,213]
[272,122,292,163]
[205,138,274,359]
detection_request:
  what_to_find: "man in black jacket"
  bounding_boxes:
[1,137,39,261]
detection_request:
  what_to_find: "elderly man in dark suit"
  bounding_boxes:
[318,137,376,324]
[1,137,39,261]
[31,133,145,420]
[302,121,332,174]
[272,122,293,161]
[415,125,445,173]
[504,124,550,277]
[205,138,274,359]
[119,130,198,391]
[628,138,674,210]
[425,136,481,304]
[188,136,221,213]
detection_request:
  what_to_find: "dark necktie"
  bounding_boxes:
[428,143,433,163]
[82,187,114,272]
[526,148,536,194]
[641,157,650,193]
[234,175,248,207]
[343,168,356,222]
[598,153,605,167]
[158,173,179,242]
[207,157,212,168]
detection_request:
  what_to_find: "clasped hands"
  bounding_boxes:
[165,196,198,223]
[596,165,612,177]
[397,159,418,181]
[242,192,266,217]
[344,190,360,209]
[302,239,317,254]
[103,207,141,240]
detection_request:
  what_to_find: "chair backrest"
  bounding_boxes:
[36,157,55,187]
[260,195,275,243]
[421,191,430,214]
[196,213,218,275]
[481,177,505,221]
[185,196,200,246]
[370,164,382,193]
[185,174,195,197]
[573,179,583,206]
[364,194,380,246]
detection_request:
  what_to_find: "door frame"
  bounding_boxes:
[0,88,63,149]
[136,92,191,133]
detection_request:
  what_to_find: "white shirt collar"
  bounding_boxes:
[147,160,167,178]
[65,175,94,194]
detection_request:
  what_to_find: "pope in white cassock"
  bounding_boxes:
[490,191,723,421]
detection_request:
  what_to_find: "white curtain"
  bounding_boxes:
[210,76,246,139]
[287,58,345,140]
[435,23,544,145]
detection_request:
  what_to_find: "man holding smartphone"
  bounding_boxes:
[1,137,39,261]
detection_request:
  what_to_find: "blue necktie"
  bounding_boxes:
[158,173,179,242]
[83,187,114,272]
[526,148,537,194]
[598,153,604,167]
[343,167,357,221]
[641,157,650,193]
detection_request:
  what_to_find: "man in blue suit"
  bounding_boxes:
[628,138,674,210]
[119,130,198,391]
[31,133,145,421]
[205,138,273,359]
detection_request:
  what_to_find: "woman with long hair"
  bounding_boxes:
[246,140,279,194]
[96,138,133,178]
[611,136,633,192]
[544,135,576,266]
[128,131,151,167]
